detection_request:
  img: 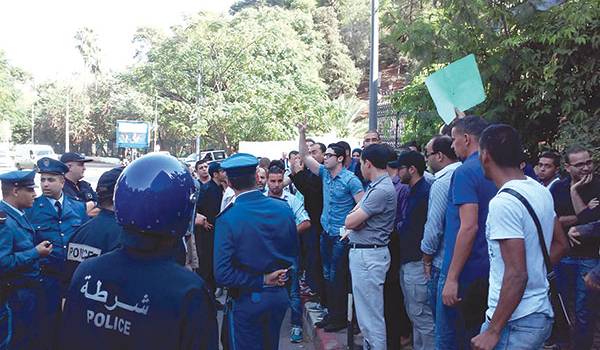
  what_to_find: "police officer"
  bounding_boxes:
[60,152,98,213]
[61,153,218,349]
[25,157,87,347]
[65,167,125,281]
[214,153,298,350]
[0,170,53,349]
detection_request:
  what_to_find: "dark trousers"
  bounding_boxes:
[196,227,216,293]
[226,288,288,350]
[41,274,67,350]
[385,233,412,349]
[301,227,325,300]
[8,286,46,350]
[320,234,349,324]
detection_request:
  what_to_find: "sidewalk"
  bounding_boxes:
[302,300,363,350]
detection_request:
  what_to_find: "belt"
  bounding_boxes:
[349,243,387,249]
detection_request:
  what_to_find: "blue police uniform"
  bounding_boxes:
[65,167,125,281]
[23,158,88,347]
[60,152,98,204]
[0,170,46,349]
[214,153,298,350]
[61,153,218,350]
[66,209,124,279]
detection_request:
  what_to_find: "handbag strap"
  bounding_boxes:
[499,188,554,277]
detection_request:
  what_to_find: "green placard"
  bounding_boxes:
[425,54,486,124]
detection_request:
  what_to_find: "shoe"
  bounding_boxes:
[290,326,303,343]
[323,321,346,332]
[215,288,223,298]
[214,300,224,311]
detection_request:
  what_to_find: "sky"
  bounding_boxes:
[0,0,235,81]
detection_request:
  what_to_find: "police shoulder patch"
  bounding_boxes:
[0,211,6,224]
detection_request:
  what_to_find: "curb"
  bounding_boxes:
[303,300,362,350]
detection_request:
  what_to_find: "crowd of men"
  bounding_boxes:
[0,114,598,350]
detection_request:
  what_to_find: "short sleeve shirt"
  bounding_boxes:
[486,177,554,320]
[319,165,364,236]
[442,152,498,283]
[348,175,397,245]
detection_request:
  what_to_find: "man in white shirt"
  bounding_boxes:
[471,124,569,350]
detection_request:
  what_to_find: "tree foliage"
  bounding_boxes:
[382,0,600,154]
[0,50,28,143]
[127,7,360,153]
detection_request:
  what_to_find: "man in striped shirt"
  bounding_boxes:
[420,135,460,322]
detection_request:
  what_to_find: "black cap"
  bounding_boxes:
[60,152,92,163]
[96,167,124,201]
[208,162,222,175]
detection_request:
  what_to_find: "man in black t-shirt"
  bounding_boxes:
[551,145,600,350]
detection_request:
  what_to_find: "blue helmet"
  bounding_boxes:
[114,153,197,238]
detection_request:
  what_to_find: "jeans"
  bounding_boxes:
[350,247,390,350]
[427,265,440,323]
[555,257,600,349]
[435,273,488,350]
[479,313,553,350]
[399,261,434,350]
[286,267,302,327]
[320,234,349,324]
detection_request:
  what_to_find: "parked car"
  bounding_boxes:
[182,150,227,165]
[14,144,58,170]
[0,149,16,172]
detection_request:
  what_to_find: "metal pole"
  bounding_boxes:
[368,0,379,131]
[65,92,70,152]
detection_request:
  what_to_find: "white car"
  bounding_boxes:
[183,150,227,165]
[14,144,58,170]
[0,149,16,172]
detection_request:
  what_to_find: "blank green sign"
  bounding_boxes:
[425,54,486,124]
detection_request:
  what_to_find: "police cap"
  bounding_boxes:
[220,153,258,177]
[60,152,93,163]
[0,170,37,188]
[37,157,69,175]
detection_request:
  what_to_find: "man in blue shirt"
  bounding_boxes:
[0,170,52,349]
[298,124,364,332]
[438,116,498,349]
[266,164,311,343]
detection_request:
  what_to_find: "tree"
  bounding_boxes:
[0,50,29,143]
[127,7,358,153]
[382,0,600,155]
[313,6,361,99]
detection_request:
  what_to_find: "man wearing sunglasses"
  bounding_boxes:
[550,145,600,350]
[298,123,364,332]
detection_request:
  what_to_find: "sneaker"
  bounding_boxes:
[290,326,303,343]
[215,288,223,298]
